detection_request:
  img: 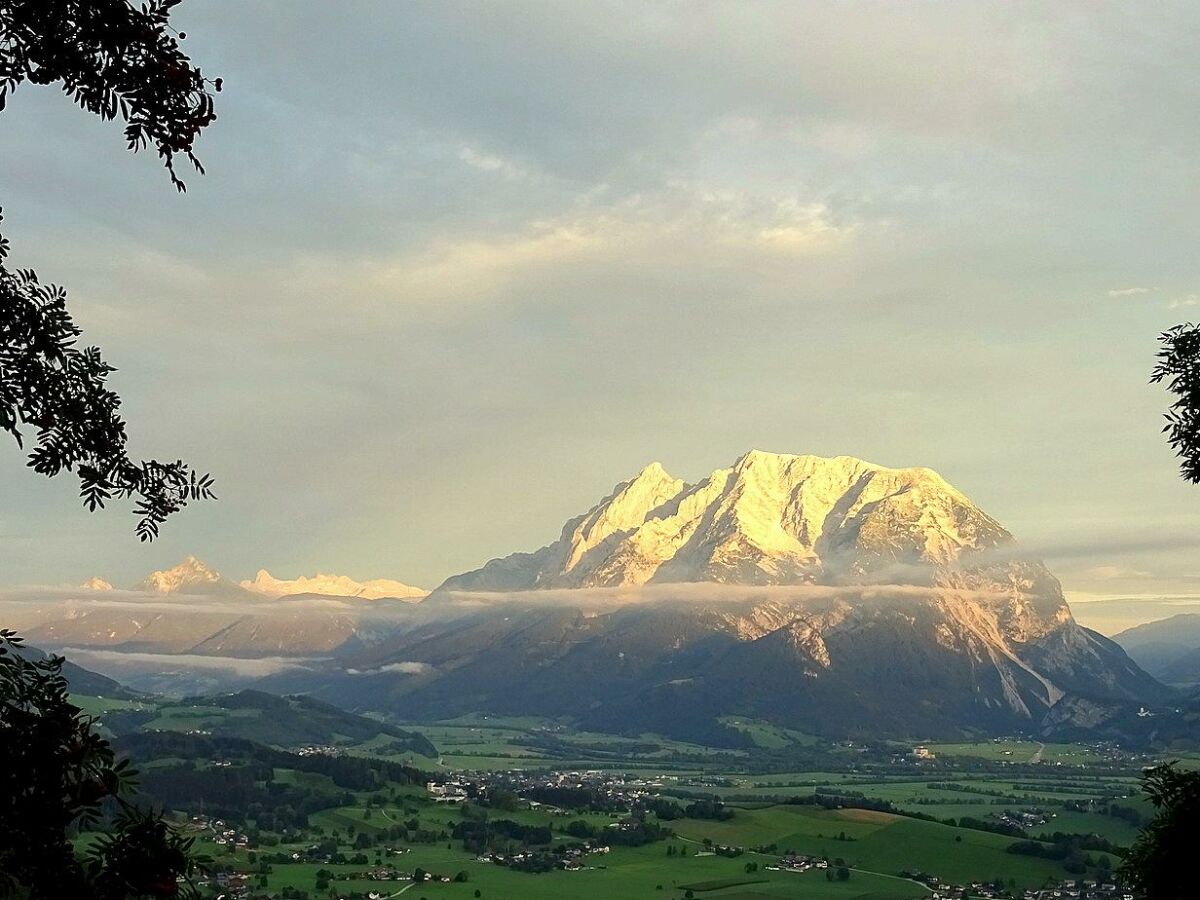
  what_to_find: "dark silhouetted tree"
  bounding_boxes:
[0,629,205,898]
[0,0,221,539]
[1153,323,1200,484]
[1119,763,1200,900]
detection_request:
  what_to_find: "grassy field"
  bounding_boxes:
[394,713,746,771]
[924,741,1110,766]
[197,830,928,900]
[208,788,1113,899]
[670,804,1099,889]
[71,694,151,716]
[720,717,822,749]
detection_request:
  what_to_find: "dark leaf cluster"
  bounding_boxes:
[0,629,205,899]
[1119,763,1200,900]
[0,0,219,190]
[0,0,219,537]
[0,213,216,539]
[1151,322,1200,484]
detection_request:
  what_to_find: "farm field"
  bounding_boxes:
[399,714,745,771]
[671,805,1103,889]
[187,772,1123,900]
[199,835,927,900]
[67,696,1169,899]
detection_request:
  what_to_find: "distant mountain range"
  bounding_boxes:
[121,556,427,601]
[241,570,426,600]
[4,450,1182,743]
[16,644,140,700]
[1113,614,1200,685]
[4,558,428,662]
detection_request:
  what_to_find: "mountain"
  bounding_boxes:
[16,645,139,699]
[1115,614,1200,684]
[6,450,1171,742]
[132,556,252,598]
[12,556,423,660]
[437,451,1013,592]
[1108,619,1200,686]
[241,569,427,601]
[289,450,1168,742]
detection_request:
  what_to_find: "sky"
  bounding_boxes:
[1,1,1199,600]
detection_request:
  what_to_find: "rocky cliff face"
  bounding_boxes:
[438,451,1017,591]
[369,451,1168,739]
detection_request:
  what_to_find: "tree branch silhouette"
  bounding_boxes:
[0,0,220,538]
[1152,323,1200,485]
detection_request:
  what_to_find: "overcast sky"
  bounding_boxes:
[1,1,1199,596]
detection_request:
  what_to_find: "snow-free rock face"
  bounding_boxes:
[241,570,427,601]
[438,451,1015,591]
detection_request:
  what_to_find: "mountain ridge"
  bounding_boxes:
[436,450,1014,593]
[294,450,1172,741]
[131,555,252,598]
[241,569,427,601]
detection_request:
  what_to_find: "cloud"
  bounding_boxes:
[1169,294,1200,309]
[0,586,367,616]
[345,661,431,675]
[1013,534,1200,563]
[57,648,319,678]
[1107,287,1152,297]
[1082,565,1151,581]
[457,145,530,181]
[432,581,1023,611]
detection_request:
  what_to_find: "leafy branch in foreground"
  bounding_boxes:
[0,629,206,898]
[0,213,216,540]
[0,0,220,537]
[0,0,220,191]
[1119,763,1200,900]
[1151,322,1200,484]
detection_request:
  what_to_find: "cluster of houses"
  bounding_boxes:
[282,843,410,865]
[295,744,342,757]
[323,866,459,887]
[1032,881,1133,900]
[186,815,250,850]
[766,854,830,872]
[904,871,1132,900]
[437,767,674,813]
[476,842,611,871]
[426,780,469,802]
[691,843,743,859]
[500,768,670,808]
[200,870,249,900]
[990,807,1051,830]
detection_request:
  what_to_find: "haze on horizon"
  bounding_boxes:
[1,2,1198,607]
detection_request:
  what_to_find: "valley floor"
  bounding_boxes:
[73,695,1180,900]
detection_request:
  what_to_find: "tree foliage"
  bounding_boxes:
[0,630,205,898]
[0,0,220,538]
[0,0,219,190]
[1119,763,1200,900]
[1152,323,1200,484]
